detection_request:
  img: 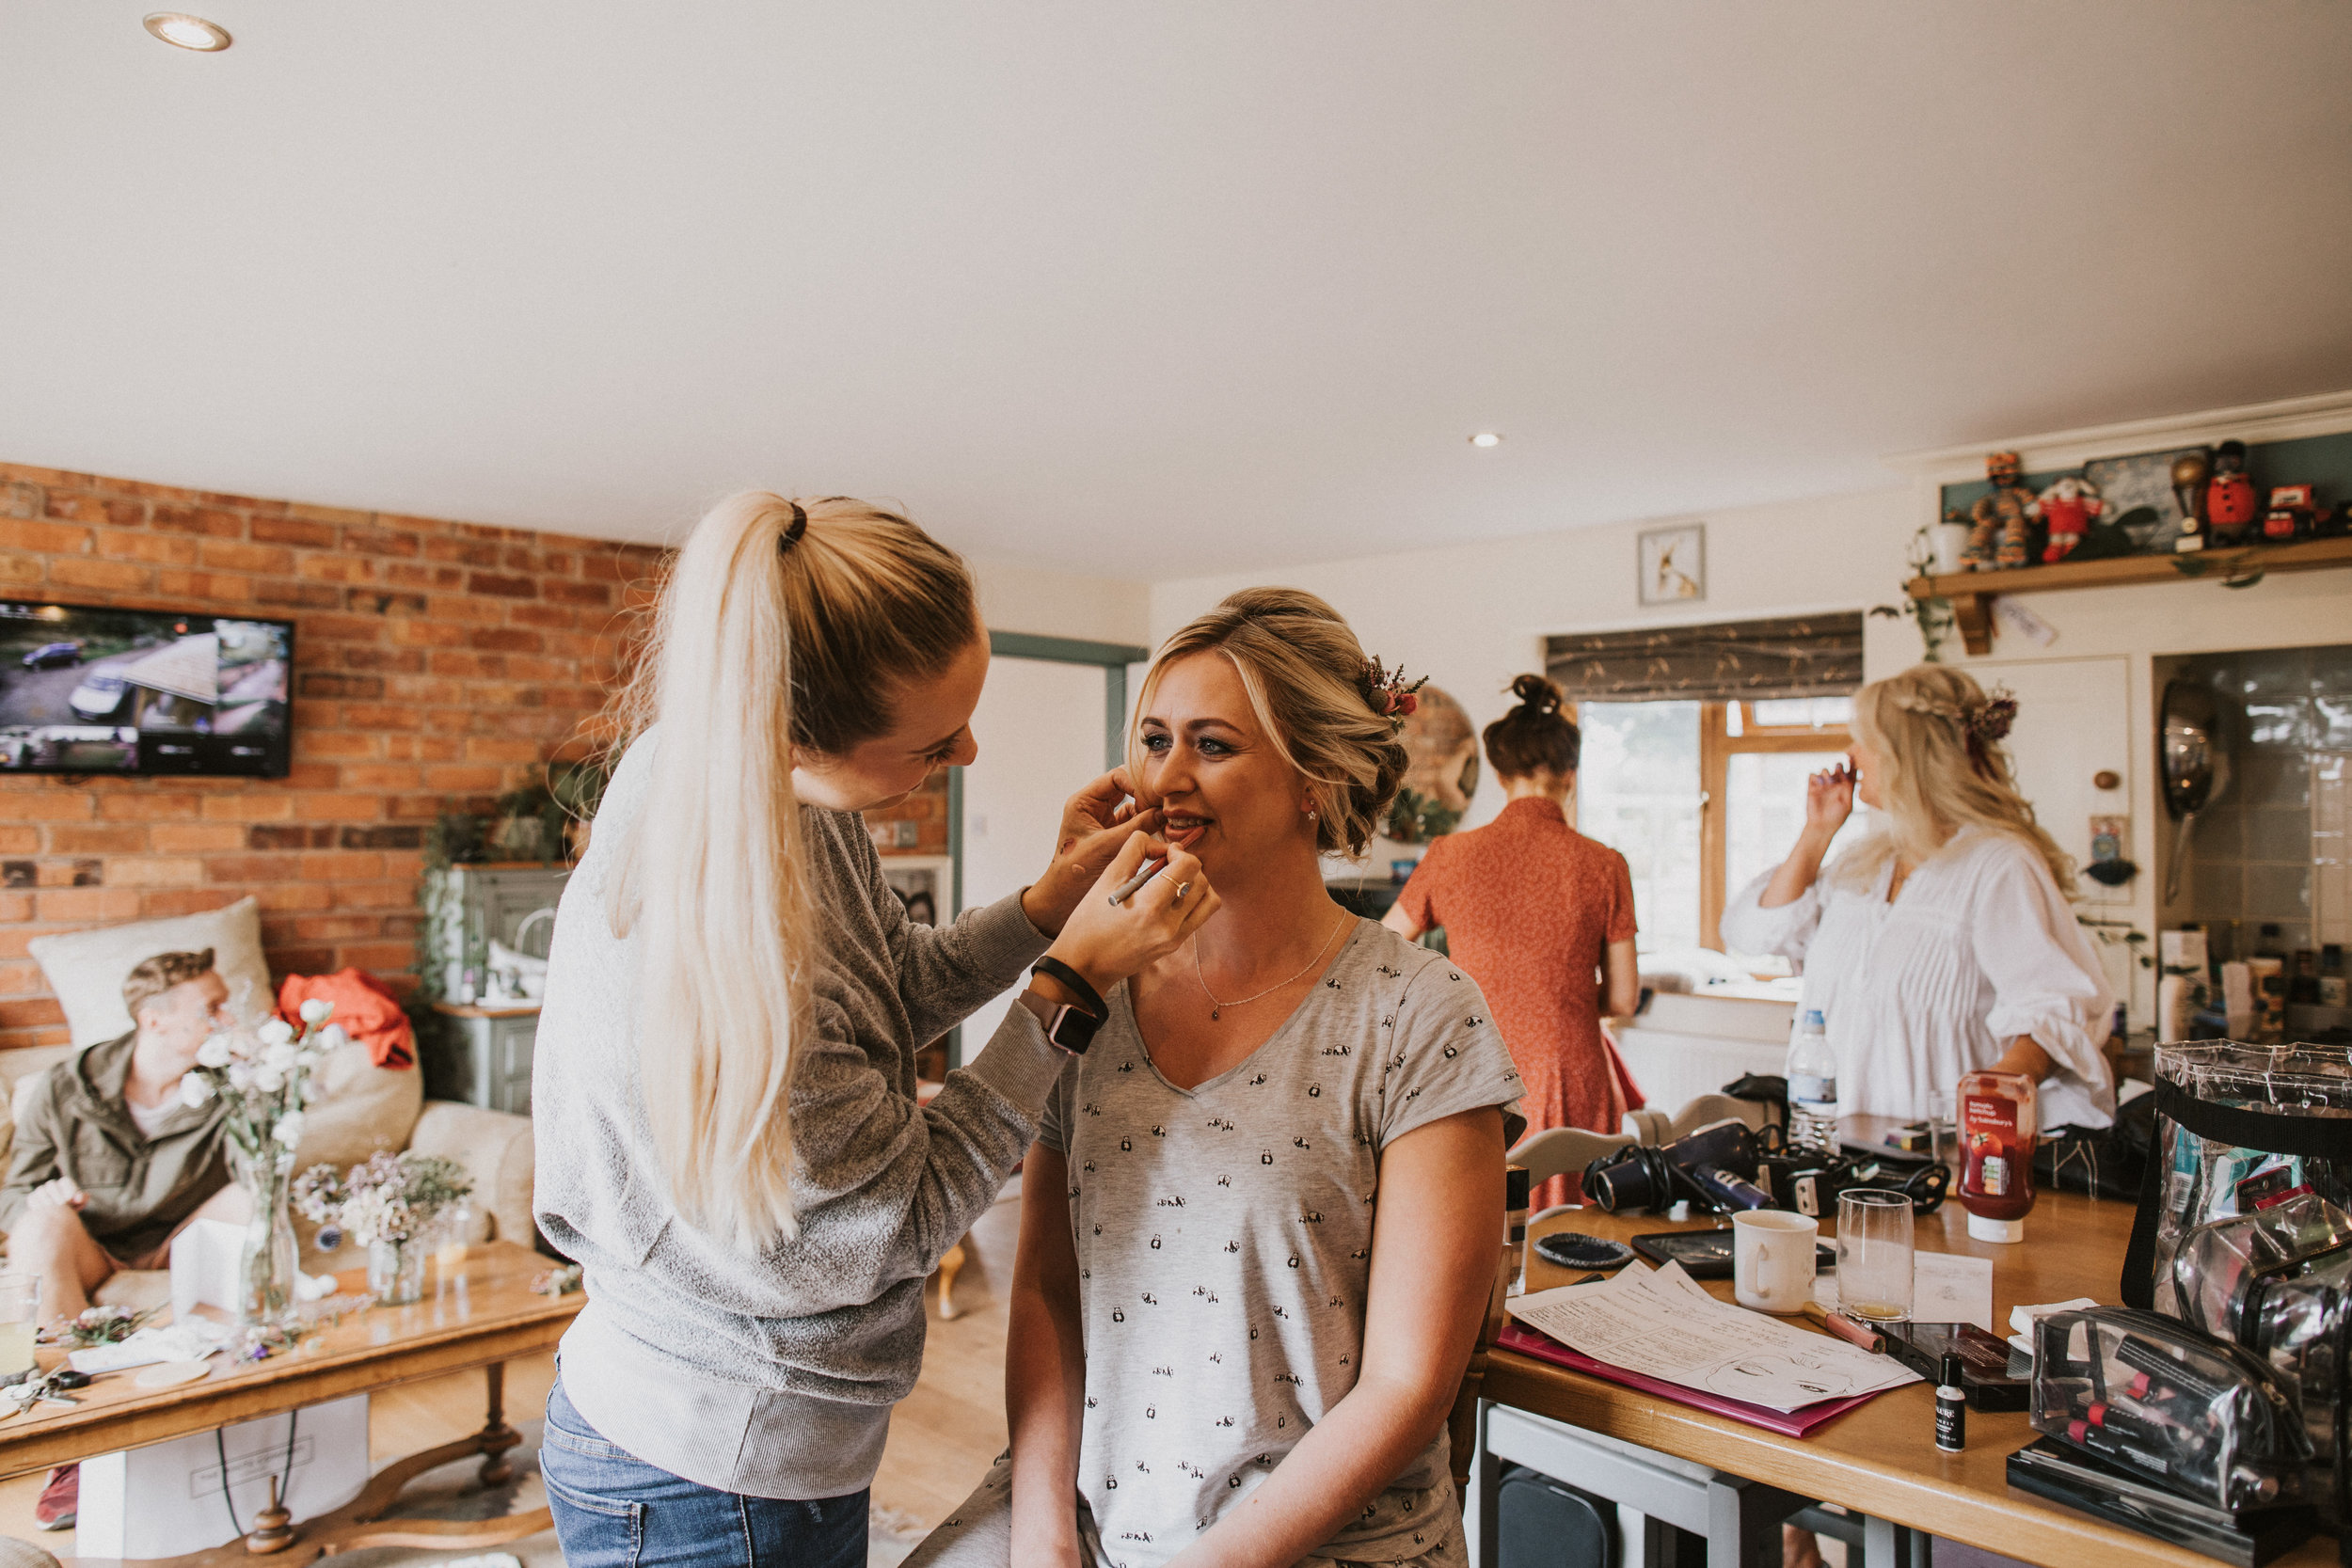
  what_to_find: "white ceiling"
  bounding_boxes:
[6,3,2350,578]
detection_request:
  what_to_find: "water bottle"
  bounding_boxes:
[1785,1007,1840,1157]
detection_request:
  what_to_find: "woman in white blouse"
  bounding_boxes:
[1722,665,2116,1133]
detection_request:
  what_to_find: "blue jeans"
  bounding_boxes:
[541,1377,868,1568]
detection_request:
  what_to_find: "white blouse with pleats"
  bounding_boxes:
[1721,827,2116,1131]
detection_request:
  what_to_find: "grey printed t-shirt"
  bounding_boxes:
[1038,919,1521,1567]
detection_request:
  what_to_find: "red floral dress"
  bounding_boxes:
[1393,797,1642,1208]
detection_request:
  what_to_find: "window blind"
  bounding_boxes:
[1544,612,1863,703]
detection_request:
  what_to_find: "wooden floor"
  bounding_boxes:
[0,1188,1021,1558]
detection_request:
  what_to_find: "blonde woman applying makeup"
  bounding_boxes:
[910,589,1523,1568]
[532,494,1219,1568]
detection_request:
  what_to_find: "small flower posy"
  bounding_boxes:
[294,1150,473,1250]
[1357,657,1427,731]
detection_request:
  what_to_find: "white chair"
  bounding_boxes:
[1506,1125,1639,1225]
[1624,1090,1776,1147]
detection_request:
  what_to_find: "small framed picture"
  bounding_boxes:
[1638,523,1706,605]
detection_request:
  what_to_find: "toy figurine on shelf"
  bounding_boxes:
[2203,439,2260,546]
[2262,484,2318,543]
[2169,449,2211,552]
[2035,473,2105,563]
[1963,451,2040,570]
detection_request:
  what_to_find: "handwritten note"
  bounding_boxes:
[1508,1262,1919,1413]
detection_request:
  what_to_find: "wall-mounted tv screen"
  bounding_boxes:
[0,600,294,777]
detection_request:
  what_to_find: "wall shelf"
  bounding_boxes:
[1905,535,2352,655]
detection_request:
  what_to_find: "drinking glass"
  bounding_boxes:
[0,1274,40,1385]
[1927,1089,1959,1173]
[1836,1191,1915,1323]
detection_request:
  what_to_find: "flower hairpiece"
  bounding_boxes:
[1358,657,1427,730]
[1964,689,2017,746]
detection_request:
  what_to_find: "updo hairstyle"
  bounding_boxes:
[1483,673,1581,781]
[1134,587,1406,857]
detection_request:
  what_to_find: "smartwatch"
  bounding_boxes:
[1019,988,1104,1055]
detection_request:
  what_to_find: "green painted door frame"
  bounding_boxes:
[944,630,1149,1066]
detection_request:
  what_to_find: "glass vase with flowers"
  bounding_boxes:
[180,1000,343,1328]
[294,1151,473,1307]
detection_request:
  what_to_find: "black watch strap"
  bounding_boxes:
[1030,956,1106,1020]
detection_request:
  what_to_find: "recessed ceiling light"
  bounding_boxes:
[1469,432,1503,448]
[144,12,233,51]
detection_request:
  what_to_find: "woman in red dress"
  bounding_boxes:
[1385,674,1641,1207]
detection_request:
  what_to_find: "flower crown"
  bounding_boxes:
[1890,684,2017,770]
[1358,657,1427,730]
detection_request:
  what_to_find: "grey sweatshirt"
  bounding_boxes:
[532,733,1063,1497]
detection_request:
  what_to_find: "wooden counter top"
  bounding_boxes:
[1487,1179,2334,1567]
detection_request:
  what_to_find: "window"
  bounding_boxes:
[1573,698,1870,967]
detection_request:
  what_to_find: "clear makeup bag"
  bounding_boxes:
[2174,1193,2352,1528]
[2123,1042,2352,1317]
[2032,1305,2313,1513]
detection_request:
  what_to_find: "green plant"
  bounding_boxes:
[1870,523,1957,662]
[1385,787,1462,845]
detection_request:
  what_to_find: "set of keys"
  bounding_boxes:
[1,1366,91,1418]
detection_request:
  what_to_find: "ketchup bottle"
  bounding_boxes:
[1956,1069,2038,1243]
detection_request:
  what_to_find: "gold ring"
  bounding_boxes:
[1171,881,1192,903]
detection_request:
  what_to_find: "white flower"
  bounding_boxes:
[228,1062,255,1092]
[274,1111,307,1147]
[258,1018,294,1047]
[262,1041,298,1073]
[299,998,333,1024]
[197,1034,233,1069]
[317,1025,349,1053]
[254,1065,285,1095]
[179,1073,214,1108]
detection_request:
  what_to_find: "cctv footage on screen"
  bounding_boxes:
[0,602,293,777]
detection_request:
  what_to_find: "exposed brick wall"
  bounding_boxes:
[0,462,664,1051]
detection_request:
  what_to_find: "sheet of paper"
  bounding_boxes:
[69,1318,228,1375]
[1912,1253,1994,1330]
[1507,1261,1918,1413]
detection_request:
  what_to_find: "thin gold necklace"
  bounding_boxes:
[1193,912,1353,1022]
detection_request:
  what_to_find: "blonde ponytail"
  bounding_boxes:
[601,492,977,1253]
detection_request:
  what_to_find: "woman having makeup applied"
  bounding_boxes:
[910,588,1523,1568]
[531,493,1218,1568]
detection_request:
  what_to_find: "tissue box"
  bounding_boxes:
[77,1394,370,1559]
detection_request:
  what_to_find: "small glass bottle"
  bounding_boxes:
[1934,1352,1966,1453]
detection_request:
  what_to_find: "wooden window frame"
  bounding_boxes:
[1699,702,1852,950]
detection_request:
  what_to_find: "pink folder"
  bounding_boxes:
[1495,1322,1887,1437]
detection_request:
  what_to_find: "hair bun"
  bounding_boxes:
[1509,673,1563,715]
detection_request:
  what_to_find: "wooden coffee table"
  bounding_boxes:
[0,1241,582,1568]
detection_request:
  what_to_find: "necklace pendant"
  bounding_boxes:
[1210,1006,1221,1022]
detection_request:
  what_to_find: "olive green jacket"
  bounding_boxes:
[0,1032,231,1263]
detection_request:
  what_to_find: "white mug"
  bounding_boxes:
[1732,1210,1819,1314]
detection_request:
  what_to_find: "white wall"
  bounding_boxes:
[1151,486,1916,832]
[971,555,1151,646]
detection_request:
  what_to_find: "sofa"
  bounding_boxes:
[5,897,534,1307]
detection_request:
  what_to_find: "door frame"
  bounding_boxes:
[943,630,1150,1065]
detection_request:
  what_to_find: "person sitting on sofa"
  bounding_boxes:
[0,948,255,1326]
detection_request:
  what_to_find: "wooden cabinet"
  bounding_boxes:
[419,863,567,1116]
[422,1003,540,1116]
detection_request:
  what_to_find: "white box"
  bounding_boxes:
[168,1217,246,1322]
[77,1394,371,1559]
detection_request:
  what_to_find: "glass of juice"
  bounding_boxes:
[1836,1191,1915,1323]
[0,1274,40,1385]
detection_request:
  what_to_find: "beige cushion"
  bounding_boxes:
[26,896,271,1048]
[0,1045,75,1168]
[407,1101,535,1247]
